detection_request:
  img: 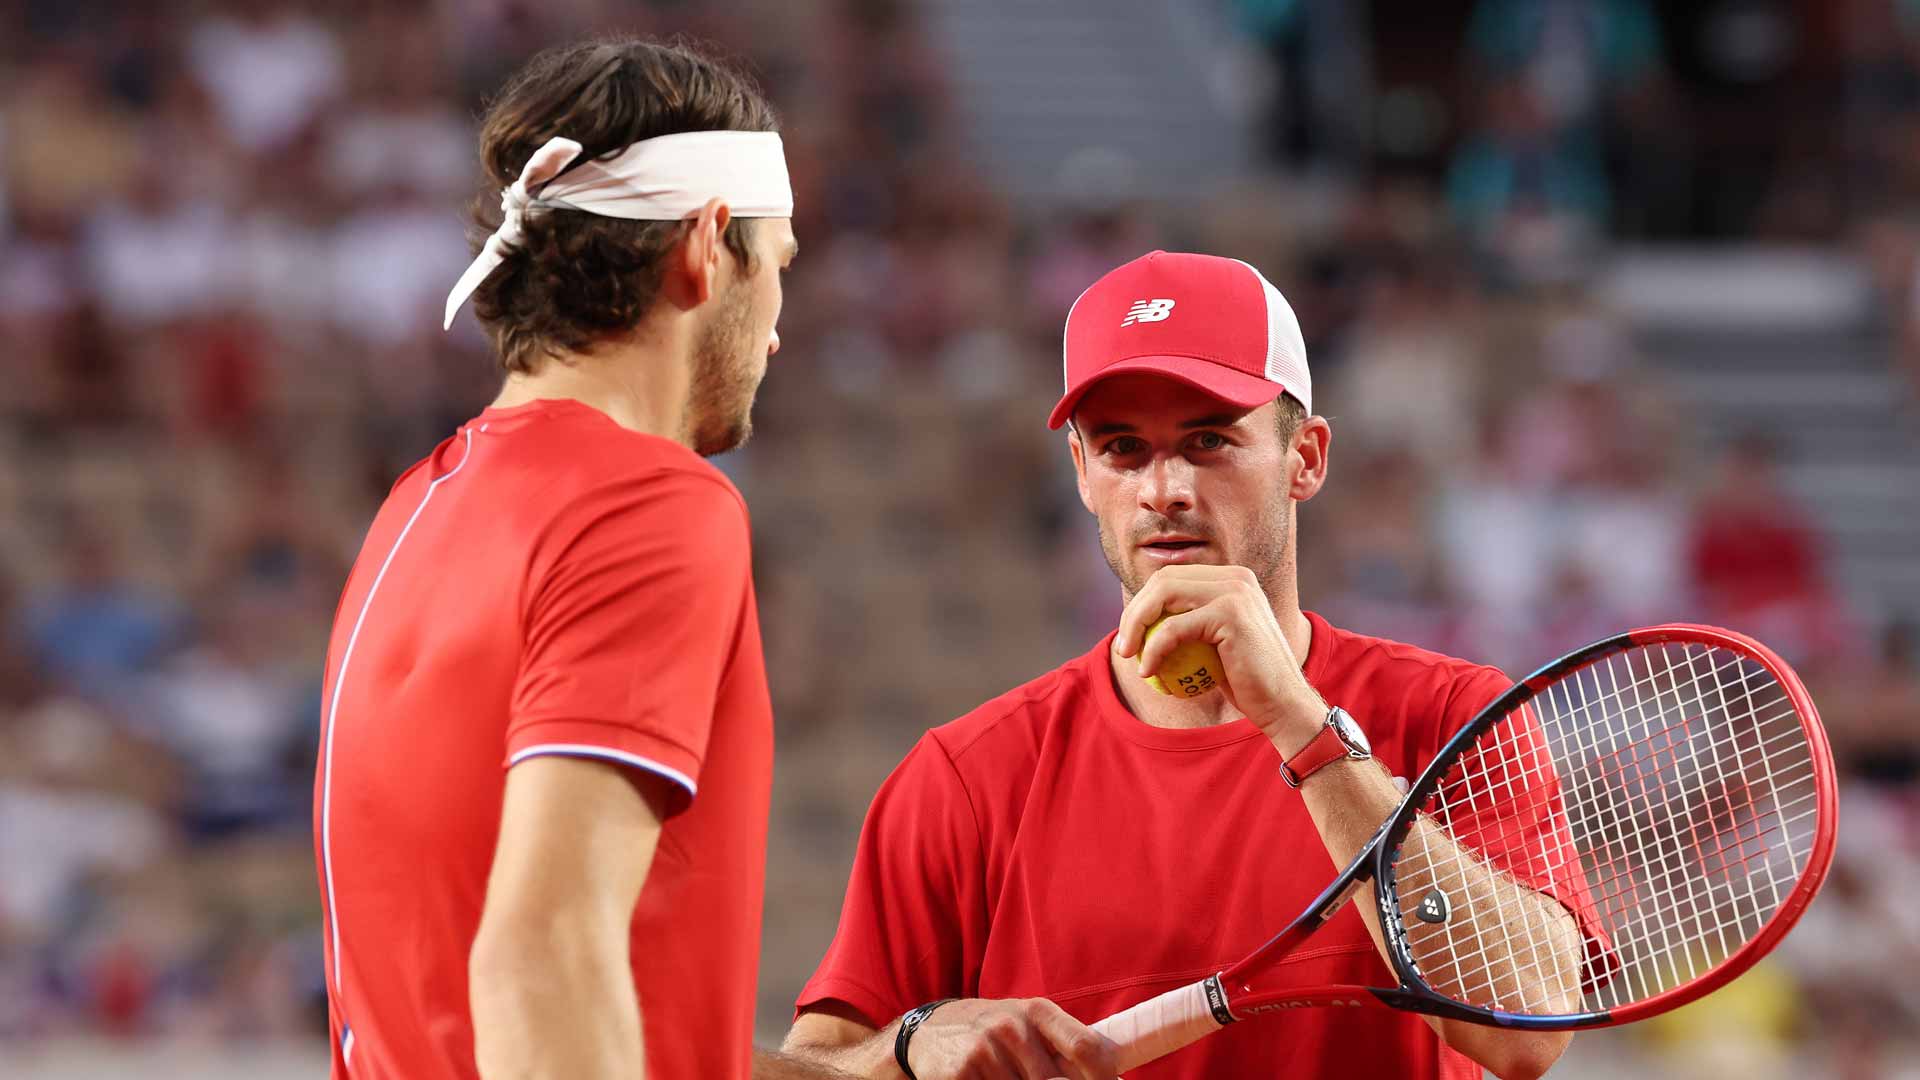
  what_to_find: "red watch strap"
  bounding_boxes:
[1280,722,1350,788]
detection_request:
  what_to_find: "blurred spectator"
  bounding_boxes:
[1446,74,1609,286]
[18,534,182,689]
[1448,0,1674,275]
[324,183,468,347]
[137,590,310,839]
[0,658,177,944]
[1462,0,1665,129]
[186,0,344,155]
[177,313,272,443]
[1447,74,1611,236]
[0,619,181,1039]
[1783,785,1920,1055]
[83,154,233,327]
[48,302,137,432]
[1635,957,1806,1080]
[1312,445,1472,659]
[1325,258,1483,464]
[3,50,143,228]
[321,18,467,204]
[1026,202,1160,332]
[1830,619,1920,784]
[1431,305,1687,666]
[826,0,950,159]
[1686,433,1851,663]
[1230,0,1373,169]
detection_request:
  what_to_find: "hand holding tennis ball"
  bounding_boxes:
[1121,566,1327,744]
[1142,615,1224,698]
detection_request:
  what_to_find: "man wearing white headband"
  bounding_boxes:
[312,36,828,1080]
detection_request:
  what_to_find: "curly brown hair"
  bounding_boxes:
[467,36,778,374]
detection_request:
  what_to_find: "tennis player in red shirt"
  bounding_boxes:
[782,252,1583,1080]
[313,38,841,1080]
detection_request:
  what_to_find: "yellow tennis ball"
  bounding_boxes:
[1142,617,1224,698]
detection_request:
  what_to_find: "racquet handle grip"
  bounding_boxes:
[1090,976,1228,1073]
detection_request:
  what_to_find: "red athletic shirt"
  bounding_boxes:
[798,612,1530,1080]
[314,398,772,1080]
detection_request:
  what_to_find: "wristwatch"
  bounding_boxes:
[1279,706,1371,788]
[894,998,953,1080]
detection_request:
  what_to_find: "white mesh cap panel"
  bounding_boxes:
[1231,258,1312,414]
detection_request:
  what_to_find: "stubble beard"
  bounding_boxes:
[1098,492,1293,606]
[686,282,764,457]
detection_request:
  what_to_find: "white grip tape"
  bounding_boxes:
[1091,977,1228,1073]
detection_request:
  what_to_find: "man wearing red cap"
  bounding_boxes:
[781,252,1580,1080]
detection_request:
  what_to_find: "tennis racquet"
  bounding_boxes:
[1090,624,1837,1072]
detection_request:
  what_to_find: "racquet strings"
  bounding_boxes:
[1387,641,1823,1016]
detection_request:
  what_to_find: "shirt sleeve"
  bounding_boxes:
[1434,672,1619,993]
[795,735,989,1028]
[504,468,751,817]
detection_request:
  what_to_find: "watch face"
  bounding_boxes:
[1330,708,1371,756]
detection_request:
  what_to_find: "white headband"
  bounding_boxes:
[443,130,793,330]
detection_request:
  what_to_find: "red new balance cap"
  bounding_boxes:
[1048,250,1311,430]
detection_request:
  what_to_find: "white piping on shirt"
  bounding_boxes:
[319,425,483,1011]
[508,743,698,803]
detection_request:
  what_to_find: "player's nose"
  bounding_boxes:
[1139,454,1195,514]
[768,327,781,356]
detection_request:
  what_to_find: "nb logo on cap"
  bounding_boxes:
[1122,298,1176,326]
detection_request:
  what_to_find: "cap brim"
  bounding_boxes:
[1047,355,1289,430]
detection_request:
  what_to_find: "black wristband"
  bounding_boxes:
[893,998,954,1080]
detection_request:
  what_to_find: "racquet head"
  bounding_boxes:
[1374,624,1837,1026]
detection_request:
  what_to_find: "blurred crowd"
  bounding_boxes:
[2,0,1918,1075]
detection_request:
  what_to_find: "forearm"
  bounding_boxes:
[1388,816,1580,1078]
[1292,753,1420,969]
[780,1018,904,1079]
[1293,755,1575,1079]
[1392,817,1582,1013]
[470,919,645,1079]
[754,1046,881,1079]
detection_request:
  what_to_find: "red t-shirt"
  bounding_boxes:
[796,612,1524,1080]
[314,398,772,1080]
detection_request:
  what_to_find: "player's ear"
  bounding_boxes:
[1289,416,1331,502]
[1067,425,1096,514]
[669,197,731,307]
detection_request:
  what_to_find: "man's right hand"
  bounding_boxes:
[900,998,1120,1080]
